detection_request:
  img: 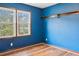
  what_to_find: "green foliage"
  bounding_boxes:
[19,27,28,35]
[0,24,13,36]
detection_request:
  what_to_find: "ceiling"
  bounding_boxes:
[24,3,57,8]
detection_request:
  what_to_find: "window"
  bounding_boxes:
[0,7,31,38]
[0,7,16,38]
[17,10,31,36]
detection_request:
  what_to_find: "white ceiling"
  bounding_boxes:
[24,3,57,8]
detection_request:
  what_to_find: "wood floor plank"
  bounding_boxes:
[0,43,45,56]
[64,53,79,56]
[8,44,50,56]
[0,43,79,56]
[31,46,67,56]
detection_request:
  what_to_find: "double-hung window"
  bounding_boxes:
[0,7,16,38]
[17,10,31,36]
[0,7,31,38]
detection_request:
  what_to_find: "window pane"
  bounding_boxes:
[0,7,16,38]
[17,10,31,36]
[0,23,13,36]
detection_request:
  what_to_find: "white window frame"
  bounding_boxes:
[0,7,31,39]
[0,7,16,38]
[17,10,31,36]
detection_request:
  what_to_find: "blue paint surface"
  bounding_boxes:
[0,3,79,52]
[43,3,79,52]
[0,3,44,52]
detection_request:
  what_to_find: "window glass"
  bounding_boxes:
[0,7,16,38]
[17,10,31,36]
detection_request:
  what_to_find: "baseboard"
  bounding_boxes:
[45,43,79,55]
[0,42,44,56]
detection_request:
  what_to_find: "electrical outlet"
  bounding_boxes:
[10,42,13,47]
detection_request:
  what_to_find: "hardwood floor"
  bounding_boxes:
[0,43,79,56]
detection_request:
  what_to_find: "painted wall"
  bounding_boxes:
[0,3,44,52]
[43,3,79,52]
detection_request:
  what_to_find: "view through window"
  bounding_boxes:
[17,10,31,36]
[0,7,31,38]
[0,7,16,38]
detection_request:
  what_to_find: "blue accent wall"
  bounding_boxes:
[1,3,79,53]
[0,3,44,52]
[43,3,79,52]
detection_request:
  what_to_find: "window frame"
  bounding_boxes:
[0,7,32,39]
[16,10,31,36]
[0,7,16,38]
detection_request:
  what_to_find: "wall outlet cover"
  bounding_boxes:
[10,42,13,47]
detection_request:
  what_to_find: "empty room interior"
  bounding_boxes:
[0,3,79,56]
